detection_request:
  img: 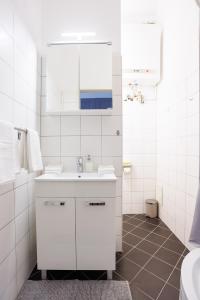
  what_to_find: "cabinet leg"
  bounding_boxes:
[107,270,112,280]
[41,270,47,280]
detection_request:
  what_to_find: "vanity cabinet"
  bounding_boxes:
[76,197,115,270]
[36,197,76,270]
[35,178,116,277]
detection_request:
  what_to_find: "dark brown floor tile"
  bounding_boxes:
[176,256,184,269]
[123,214,135,221]
[157,284,179,300]
[82,270,106,280]
[168,268,181,289]
[146,232,166,246]
[158,221,170,230]
[29,268,41,280]
[169,233,180,242]
[47,270,75,280]
[123,229,129,236]
[126,248,151,267]
[131,227,150,238]
[123,222,136,232]
[112,271,124,281]
[145,217,161,226]
[123,241,134,253]
[145,257,173,281]
[153,227,171,238]
[123,233,142,246]
[116,257,140,281]
[137,240,159,255]
[132,269,165,299]
[134,214,147,221]
[162,239,185,255]
[131,286,153,300]
[182,248,189,256]
[139,222,157,232]
[116,242,133,261]
[126,217,144,226]
[155,247,180,266]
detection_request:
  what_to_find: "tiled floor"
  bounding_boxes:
[30,214,189,300]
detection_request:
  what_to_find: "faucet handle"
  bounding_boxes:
[77,156,83,163]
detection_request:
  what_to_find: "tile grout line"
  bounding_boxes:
[122,216,185,297]
[118,220,165,265]
[118,220,161,263]
[123,221,186,257]
[128,232,174,287]
[155,247,186,299]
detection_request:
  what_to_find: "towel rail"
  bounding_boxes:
[14,127,27,140]
[14,127,27,134]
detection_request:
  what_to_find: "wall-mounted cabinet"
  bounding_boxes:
[45,44,112,114]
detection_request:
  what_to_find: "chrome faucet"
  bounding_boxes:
[77,156,83,173]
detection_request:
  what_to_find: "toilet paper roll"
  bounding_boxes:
[123,167,131,174]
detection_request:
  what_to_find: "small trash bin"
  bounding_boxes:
[145,199,158,218]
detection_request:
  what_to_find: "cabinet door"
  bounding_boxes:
[36,198,76,270]
[76,198,115,270]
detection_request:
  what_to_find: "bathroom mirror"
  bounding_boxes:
[80,44,112,109]
[46,44,112,113]
[46,45,79,112]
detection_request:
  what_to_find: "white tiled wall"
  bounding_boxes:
[41,55,123,251]
[0,1,40,298]
[123,87,157,214]
[156,0,199,248]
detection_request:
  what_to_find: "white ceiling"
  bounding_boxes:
[122,0,158,23]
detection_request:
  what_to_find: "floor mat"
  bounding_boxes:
[17,280,132,300]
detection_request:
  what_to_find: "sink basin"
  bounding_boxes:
[35,172,117,182]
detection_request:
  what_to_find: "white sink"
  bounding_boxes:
[35,172,117,182]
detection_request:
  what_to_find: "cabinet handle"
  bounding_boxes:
[88,202,106,206]
[44,201,66,207]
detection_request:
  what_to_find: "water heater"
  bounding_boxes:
[122,23,161,86]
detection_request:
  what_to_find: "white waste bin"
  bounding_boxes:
[145,199,158,218]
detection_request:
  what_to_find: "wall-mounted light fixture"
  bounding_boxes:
[61,32,96,40]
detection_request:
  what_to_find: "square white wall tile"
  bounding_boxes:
[112,96,122,115]
[41,137,60,157]
[0,191,14,230]
[81,116,101,135]
[41,116,60,136]
[132,179,143,192]
[61,116,80,136]
[0,222,15,264]
[101,156,122,177]
[61,136,80,156]
[112,54,122,76]
[42,156,61,167]
[0,250,16,299]
[61,157,77,172]
[81,136,101,156]
[15,184,28,217]
[112,76,122,96]
[15,209,29,245]
[0,93,13,123]
[102,116,122,135]
[102,136,122,156]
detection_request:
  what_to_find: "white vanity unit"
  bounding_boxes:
[35,172,117,279]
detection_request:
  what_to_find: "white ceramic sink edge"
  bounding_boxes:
[35,172,117,182]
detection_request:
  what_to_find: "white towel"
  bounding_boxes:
[0,121,15,184]
[14,130,28,173]
[98,165,115,176]
[27,129,43,172]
